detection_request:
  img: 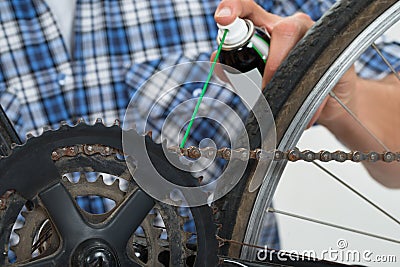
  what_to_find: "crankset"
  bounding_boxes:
[0,120,217,266]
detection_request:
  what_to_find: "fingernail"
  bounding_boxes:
[216,7,232,17]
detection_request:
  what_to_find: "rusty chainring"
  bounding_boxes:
[0,120,217,266]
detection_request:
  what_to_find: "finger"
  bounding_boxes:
[262,14,314,87]
[215,0,281,31]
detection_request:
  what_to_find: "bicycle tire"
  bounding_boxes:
[214,0,400,261]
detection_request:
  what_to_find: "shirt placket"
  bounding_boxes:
[1,0,76,134]
[39,0,76,126]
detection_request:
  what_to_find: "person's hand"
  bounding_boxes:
[214,0,313,88]
[310,67,358,128]
[213,0,359,128]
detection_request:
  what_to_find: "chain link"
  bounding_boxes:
[51,144,119,161]
[169,146,400,163]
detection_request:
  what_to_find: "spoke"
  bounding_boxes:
[313,162,400,225]
[39,182,88,238]
[268,207,400,245]
[31,220,52,253]
[371,43,400,81]
[104,189,154,248]
[329,91,389,151]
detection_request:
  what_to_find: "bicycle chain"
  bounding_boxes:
[168,146,400,163]
[51,142,400,163]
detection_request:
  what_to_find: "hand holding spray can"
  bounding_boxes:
[217,17,270,76]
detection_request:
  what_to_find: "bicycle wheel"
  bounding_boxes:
[214,0,400,262]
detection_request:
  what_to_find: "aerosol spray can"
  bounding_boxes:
[216,17,270,85]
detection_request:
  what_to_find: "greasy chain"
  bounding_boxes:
[51,144,400,163]
[169,146,400,163]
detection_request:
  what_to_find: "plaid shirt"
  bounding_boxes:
[1,0,399,255]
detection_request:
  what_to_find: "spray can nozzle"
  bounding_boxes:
[217,17,249,46]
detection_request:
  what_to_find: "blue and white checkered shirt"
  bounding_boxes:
[1,0,399,254]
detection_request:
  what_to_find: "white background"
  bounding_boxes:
[274,22,400,266]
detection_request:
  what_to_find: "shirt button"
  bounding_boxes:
[58,73,67,86]
[192,88,203,97]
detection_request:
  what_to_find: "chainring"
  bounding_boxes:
[0,120,217,266]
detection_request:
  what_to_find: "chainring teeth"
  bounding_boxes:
[9,173,130,263]
[0,118,122,161]
[126,205,197,266]
[10,206,59,263]
[9,179,131,264]
[1,118,218,266]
